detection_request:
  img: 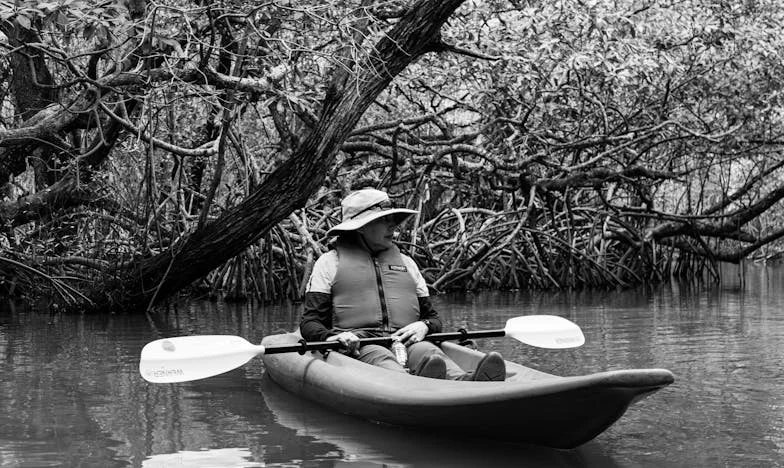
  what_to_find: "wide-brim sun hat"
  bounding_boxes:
[327,188,417,235]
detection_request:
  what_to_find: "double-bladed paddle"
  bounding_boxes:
[139,314,585,384]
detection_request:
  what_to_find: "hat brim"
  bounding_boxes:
[327,208,417,235]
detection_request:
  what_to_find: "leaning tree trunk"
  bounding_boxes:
[91,0,467,312]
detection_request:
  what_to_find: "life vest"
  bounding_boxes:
[332,238,420,333]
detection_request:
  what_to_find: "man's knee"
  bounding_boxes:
[407,341,442,367]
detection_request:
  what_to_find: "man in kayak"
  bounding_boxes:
[300,188,506,381]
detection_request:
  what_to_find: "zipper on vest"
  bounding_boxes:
[372,258,390,331]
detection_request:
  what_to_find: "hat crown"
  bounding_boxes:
[341,189,390,221]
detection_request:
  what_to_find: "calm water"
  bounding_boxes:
[1,264,783,467]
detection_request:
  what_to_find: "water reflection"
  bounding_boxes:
[258,373,619,468]
[143,448,259,468]
[1,263,783,467]
[0,304,139,468]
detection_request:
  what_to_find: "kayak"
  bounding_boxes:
[260,332,674,449]
[258,374,622,465]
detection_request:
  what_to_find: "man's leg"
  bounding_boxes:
[356,344,407,372]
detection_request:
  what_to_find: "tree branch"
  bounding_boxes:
[94,0,468,312]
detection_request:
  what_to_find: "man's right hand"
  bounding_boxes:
[326,331,360,356]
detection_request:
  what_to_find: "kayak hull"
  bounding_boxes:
[261,333,674,449]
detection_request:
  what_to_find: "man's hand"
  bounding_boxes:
[391,321,429,346]
[326,331,360,356]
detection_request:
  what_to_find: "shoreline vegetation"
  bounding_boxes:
[2,1,784,312]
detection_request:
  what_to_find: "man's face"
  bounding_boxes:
[358,216,396,251]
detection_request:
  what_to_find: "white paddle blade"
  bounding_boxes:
[504,315,585,349]
[139,335,265,383]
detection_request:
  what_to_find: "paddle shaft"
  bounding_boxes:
[262,329,505,355]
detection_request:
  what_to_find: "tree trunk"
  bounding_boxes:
[1,20,59,192]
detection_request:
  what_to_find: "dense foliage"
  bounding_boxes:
[2,0,784,310]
